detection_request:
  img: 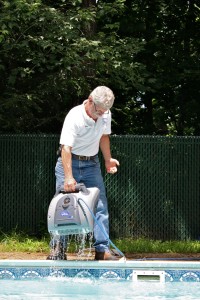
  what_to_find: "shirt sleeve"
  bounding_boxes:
[102,111,112,135]
[59,111,78,147]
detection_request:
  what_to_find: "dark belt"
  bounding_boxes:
[72,153,97,161]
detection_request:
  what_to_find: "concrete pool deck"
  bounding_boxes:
[1,252,200,260]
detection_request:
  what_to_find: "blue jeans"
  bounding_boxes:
[52,156,110,252]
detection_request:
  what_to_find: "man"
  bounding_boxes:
[47,86,119,260]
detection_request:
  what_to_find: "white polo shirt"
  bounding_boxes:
[60,101,112,156]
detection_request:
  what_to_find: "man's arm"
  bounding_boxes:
[99,135,119,174]
[61,145,77,191]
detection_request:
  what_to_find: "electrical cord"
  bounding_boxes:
[78,198,126,259]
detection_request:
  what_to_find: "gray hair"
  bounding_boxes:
[90,86,115,110]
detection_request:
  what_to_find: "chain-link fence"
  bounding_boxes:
[0,134,200,240]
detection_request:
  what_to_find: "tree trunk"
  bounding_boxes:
[81,0,97,79]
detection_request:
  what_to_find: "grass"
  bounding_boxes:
[113,238,200,254]
[0,231,200,254]
[0,231,50,253]
[0,230,87,253]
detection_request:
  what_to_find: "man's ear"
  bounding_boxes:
[88,95,93,103]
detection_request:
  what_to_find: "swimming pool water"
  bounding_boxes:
[0,279,199,300]
[1,259,200,299]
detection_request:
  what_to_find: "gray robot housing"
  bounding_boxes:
[47,184,100,235]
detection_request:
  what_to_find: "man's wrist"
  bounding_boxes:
[104,156,111,161]
[64,177,74,183]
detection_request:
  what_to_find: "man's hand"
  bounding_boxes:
[105,158,120,174]
[64,177,77,192]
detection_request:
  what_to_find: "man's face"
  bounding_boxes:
[92,101,109,117]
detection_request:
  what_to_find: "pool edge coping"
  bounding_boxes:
[1,259,200,270]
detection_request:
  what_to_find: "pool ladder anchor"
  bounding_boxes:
[132,270,165,283]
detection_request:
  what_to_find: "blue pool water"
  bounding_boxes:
[1,259,200,299]
[0,279,200,300]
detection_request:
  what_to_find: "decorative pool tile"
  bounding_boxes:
[166,270,200,282]
[0,270,16,279]
[1,260,200,282]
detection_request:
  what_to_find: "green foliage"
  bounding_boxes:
[0,229,49,252]
[115,238,200,254]
[0,0,199,135]
[1,231,200,254]
[0,0,92,132]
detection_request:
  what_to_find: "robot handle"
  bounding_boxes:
[55,183,89,195]
[75,183,90,194]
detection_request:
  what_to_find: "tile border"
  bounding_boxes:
[0,260,200,282]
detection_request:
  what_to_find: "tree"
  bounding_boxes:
[0,0,145,133]
[116,0,200,135]
[0,0,199,135]
[0,0,83,132]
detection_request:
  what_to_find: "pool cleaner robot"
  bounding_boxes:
[47,183,99,236]
[47,183,126,260]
